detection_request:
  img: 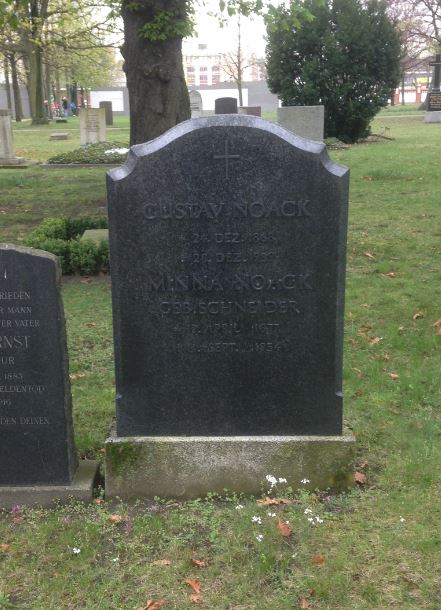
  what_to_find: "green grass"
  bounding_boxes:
[0,115,440,609]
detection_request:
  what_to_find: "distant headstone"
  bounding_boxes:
[54,118,68,124]
[105,115,355,499]
[80,108,106,145]
[425,54,441,123]
[189,91,203,118]
[239,106,262,117]
[215,97,238,114]
[0,245,97,505]
[0,110,25,166]
[99,101,114,126]
[50,132,69,141]
[277,106,325,141]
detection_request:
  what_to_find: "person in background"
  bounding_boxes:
[70,101,77,116]
[61,97,69,117]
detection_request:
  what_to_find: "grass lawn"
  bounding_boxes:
[0,114,440,609]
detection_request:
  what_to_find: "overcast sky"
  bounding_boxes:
[184,2,268,57]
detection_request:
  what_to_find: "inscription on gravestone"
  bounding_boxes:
[107,115,349,437]
[0,245,77,485]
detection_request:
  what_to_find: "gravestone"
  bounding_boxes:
[0,245,98,505]
[0,110,25,166]
[189,91,203,118]
[50,132,69,141]
[105,115,355,499]
[239,106,262,117]
[425,54,441,123]
[80,108,106,145]
[215,97,238,114]
[277,106,325,141]
[99,101,114,126]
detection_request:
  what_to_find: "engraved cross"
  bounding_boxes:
[213,141,240,180]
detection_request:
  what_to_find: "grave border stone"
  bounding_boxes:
[0,244,98,507]
[104,115,355,500]
[0,109,26,167]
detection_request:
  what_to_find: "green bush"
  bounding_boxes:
[47,142,128,165]
[25,216,109,275]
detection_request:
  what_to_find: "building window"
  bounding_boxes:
[200,66,208,72]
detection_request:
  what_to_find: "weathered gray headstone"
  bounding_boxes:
[0,245,97,505]
[0,110,25,166]
[239,106,262,117]
[79,108,106,145]
[105,115,355,499]
[189,91,203,118]
[99,101,114,126]
[277,106,325,141]
[215,97,238,114]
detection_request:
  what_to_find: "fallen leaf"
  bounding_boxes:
[190,594,204,604]
[311,553,325,565]
[151,559,171,566]
[109,514,122,523]
[191,558,207,568]
[368,336,382,345]
[185,579,201,594]
[433,319,441,328]
[11,516,24,525]
[358,460,368,469]
[98,448,106,454]
[84,322,97,327]
[414,421,424,430]
[354,471,366,484]
[257,497,294,506]
[277,519,292,537]
[298,597,311,608]
[0,544,10,551]
[385,271,396,278]
[412,312,424,321]
[94,498,104,505]
[363,251,375,259]
[139,601,167,610]
[389,372,399,380]
[69,372,85,380]
[383,354,391,361]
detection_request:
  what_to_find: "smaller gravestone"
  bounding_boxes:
[189,91,203,118]
[239,106,262,117]
[425,54,441,123]
[0,245,97,506]
[215,97,238,114]
[50,132,69,141]
[0,110,25,166]
[277,106,324,141]
[99,101,114,126]
[80,108,106,145]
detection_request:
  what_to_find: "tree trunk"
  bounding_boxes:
[10,54,23,122]
[3,57,13,113]
[44,56,52,118]
[121,0,190,145]
[401,73,405,105]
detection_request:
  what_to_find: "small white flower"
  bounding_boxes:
[265,474,278,487]
[307,517,314,523]
[400,516,405,522]
[112,557,119,562]
[304,508,313,515]
[72,547,81,554]
[315,516,324,524]
[235,504,244,510]
[255,534,264,542]
[252,515,262,524]
[267,512,277,517]
[278,477,288,484]
[301,478,310,484]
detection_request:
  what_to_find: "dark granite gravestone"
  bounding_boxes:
[0,245,78,486]
[215,97,238,114]
[99,101,114,126]
[107,115,349,438]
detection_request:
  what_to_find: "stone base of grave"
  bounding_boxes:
[424,111,441,123]
[105,432,356,500]
[0,157,25,167]
[0,460,99,508]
